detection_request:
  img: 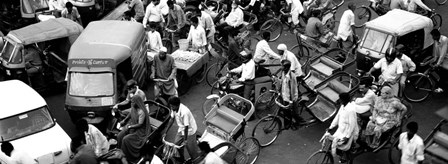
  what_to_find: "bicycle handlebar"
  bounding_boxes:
[153,78,170,82]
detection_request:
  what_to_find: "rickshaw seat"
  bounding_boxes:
[307,95,337,122]
[206,105,243,134]
[318,79,350,103]
[426,132,448,162]
[311,56,342,76]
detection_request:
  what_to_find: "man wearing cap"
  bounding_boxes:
[277,44,303,78]
[151,47,178,97]
[396,44,415,97]
[230,53,256,100]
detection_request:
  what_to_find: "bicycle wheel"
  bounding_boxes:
[252,115,282,147]
[435,0,447,5]
[353,6,371,28]
[403,74,433,102]
[238,137,261,164]
[307,151,334,164]
[194,63,207,83]
[206,62,227,88]
[291,44,311,66]
[388,136,401,164]
[260,19,283,42]
[431,13,443,30]
[162,38,173,54]
[254,91,278,119]
[202,98,218,116]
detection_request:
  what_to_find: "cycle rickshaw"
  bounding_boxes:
[252,71,361,147]
[157,94,261,164]
[422,106,448,164]
[307,93,413,164]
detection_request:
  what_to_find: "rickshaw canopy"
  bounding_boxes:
[6,18,83,45]
[68,20,145,66]
[365,9,434,49]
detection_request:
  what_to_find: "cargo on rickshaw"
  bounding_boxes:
[0,18,83,93]
[65,20,149,131]
[356,9,434,75]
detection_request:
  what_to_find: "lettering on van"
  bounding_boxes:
[68,59,115,67]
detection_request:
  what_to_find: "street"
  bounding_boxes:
[41,0,448,163]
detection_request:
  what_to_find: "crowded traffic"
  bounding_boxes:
[0,0,447,163]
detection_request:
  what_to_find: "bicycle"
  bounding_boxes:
[259,8,305,42]
[251,92,318,147]
[403,62,441,102]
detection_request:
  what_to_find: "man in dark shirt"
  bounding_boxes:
[69,136,97,164]
[226,31,243,70]
[305,10,326,39]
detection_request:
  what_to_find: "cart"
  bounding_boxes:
[156,94,261,164]
[171,49,210,95]
[422,106,448,164]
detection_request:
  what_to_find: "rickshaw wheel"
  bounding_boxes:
[202,98,218,116]
[176,71,191,96]
[388,136,401,164]
[291,44,310,67]
[260,19,283,42]
[237,137,261,164]
[306,150,334,164]
[353,6,371,28]
[254,90,278,119]
[431,13,442,30]
[403,74,433,102]
[252,115,282,147]
[194,63,207,84]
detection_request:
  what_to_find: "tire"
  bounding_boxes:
[431,13,443,30]
[254,91,278,119]
[306,151,334,164]
[403,74,433,102]
[176,71,191,95]
[202,98,218,116]
[388,136,401,164]
[162,38,173,54]
[260,19,283,42]
[251,115,282,147]
[210,81,221,94]
[194,63,207,84]
[237,137,261,164]
[435,0,448,5]
[353,6,371,28]
[291,44,311,67]
[206,62,227,88]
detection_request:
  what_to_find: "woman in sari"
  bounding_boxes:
[364,85,407,148]
[117,95,152,162]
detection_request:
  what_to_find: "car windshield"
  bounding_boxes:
[361,29,394,55]
[0,106,54,142]
[69,72,114,97]
[22,0,49,14]
[72,0,93,2]
[0,41,22,64]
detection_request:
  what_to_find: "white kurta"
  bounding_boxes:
[286,0,304,25]
[329,102,359,151]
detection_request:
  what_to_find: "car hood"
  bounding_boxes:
[9,124,71,163]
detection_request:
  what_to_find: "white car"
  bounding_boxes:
[0,80,71,164]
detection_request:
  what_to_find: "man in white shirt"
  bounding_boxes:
[337,2,356,51]
[366,48,403,97]
[187,17,208,50]
[61,2,82,26]
[353,78,377,128]
[198,142,225,164]
[0,141,36,164]
[285,0,304,26]
[398,121,424,164]
[430,29,448,93]
[113,79,147,115]
[254,32,281,63]
[216,0,244,38]
[402,0,432,13]
[147,23,163,53]
[196,9,216,44]
[277,44,303,78]
[143,0,165,35]
[169,97,199,160]
[75,119,110,157]
[395,44,416,97]
[230,53,256,99]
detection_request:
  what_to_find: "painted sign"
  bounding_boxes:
[68,59,115,68]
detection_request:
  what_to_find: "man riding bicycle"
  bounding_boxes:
[279,60,306,127]
[113,79,147,116]
[303,0,333,18]
[366,48,403,97]
[151,47,178,97]
[229,52,256,100]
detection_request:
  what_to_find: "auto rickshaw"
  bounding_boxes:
[0,18,83,93]
[65,20,148,131]
[356,9,434,75]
